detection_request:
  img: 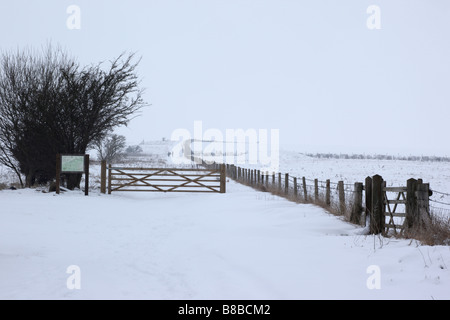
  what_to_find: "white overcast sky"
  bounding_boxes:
[1,0,449,155]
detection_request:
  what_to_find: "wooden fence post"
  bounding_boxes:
[258,170,261,185]
[416,182,431,228]
[285,173,289,195]
[370,175,384,234]
[314,179,319,202]
[266,171,269,188]
[351,182,363,224]
[278,172,282,192]
[326,179,331,206]
[338,181,345,216]
[293,177,298,198]
[302,177,307,201]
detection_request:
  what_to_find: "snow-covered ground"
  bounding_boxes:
[1,140,449,299]
[1,181,449,300]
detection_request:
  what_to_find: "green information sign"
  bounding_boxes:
[61,155,85,173]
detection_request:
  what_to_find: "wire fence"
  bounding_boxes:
[201,163,450,245]
[429,188,450,215]
[212,163,450,225]
[217,165,368,225]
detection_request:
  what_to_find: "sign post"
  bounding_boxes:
[84,154,89,196]
[56,154,61,194]
[56,154,90,195]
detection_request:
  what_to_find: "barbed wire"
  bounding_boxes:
[430,189,450,197]
[429,199,450,206]
[227,165,450,212]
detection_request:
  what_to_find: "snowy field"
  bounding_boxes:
[1,180,449,300]
[279,149,450,216]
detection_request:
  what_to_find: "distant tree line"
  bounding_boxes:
[0,45,146,189]
[304,153,450,162]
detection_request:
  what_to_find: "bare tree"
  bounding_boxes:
[0,44,147,189]
[95,134,126,163]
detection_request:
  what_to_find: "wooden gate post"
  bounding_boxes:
[100,160,106,194]
[365,176,372,227]
[220,164,226,193]
[370,175,384,234]
[108,164,112,194]
[351,182,363,224]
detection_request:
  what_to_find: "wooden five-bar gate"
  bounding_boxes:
[101,164,226,194]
